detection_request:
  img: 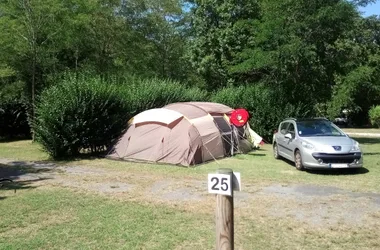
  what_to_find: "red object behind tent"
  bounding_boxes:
[230,108,249,127]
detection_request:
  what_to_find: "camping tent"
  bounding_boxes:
[106,102,256,166]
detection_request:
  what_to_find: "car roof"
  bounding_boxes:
[282,117,329,122]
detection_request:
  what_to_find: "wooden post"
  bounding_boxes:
[216,168,234,250]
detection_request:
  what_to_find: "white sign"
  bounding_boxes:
[207,172,241,196]
[208,174,232,196]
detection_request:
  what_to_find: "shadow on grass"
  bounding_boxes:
[0,161,55,200]
[247,152,267,157]
[1,179,48,193]
[255,147,268,152]
[351,137,380,145]
[0,136,31,143]
[305,167,369,176]
[280,158,369,175]
[51,152,107,164]
[364,152,380,156]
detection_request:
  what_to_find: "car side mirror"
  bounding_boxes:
[285,133,292,139]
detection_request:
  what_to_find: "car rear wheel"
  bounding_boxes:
[273,143,280,159]
[295,150,304,171]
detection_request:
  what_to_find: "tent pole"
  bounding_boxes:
[231,125,234,156]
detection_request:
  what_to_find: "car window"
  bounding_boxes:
[280,122,289,135]
[296,120,344,137]
[287,123,295,136]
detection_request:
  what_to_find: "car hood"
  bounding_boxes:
[301,136,353,145]
[301,136,359,153]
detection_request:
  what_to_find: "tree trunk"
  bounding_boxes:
[31,49,36,141]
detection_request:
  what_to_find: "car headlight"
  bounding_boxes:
[351,141,360,151]
[301,141,314,150]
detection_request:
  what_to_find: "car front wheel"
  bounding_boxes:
[295,150,305,171]
[273,143,280,159]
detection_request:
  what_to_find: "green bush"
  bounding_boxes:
[369,105,380,128]
[33,72,209,158]
[33,75,130,158]
[118,76,209,117]
[211,84,310,142]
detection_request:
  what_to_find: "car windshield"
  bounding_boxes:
[296,120,344,137]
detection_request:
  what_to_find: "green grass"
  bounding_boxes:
[0,188,214,250]
[0,140,49,161]
[1,187,379,250]
[69,136,380,193]
[1,137,380,249]
[1,137,380,193]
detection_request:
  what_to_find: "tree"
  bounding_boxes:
[119,0,191,81]
[0,0,68,137]
[327,15,380,125]
[188,0,260,90]
[231,0,358,109]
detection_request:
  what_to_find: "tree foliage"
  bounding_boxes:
[190,0,380,126]
[327,15,380,125]
[0,0,193,117]
[2,0,380,143]
[188,0,260,90]
[232,0,358,106]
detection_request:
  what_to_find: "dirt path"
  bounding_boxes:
[1,158,380,228]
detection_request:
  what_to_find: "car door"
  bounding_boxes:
[276,122,289,157]
[285,122,297,160]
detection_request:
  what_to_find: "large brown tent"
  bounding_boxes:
[106,102,252,166]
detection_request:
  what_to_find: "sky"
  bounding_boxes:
[358,1,380,16]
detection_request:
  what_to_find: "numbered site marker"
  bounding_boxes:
[208,173,232,196]
[208,169,241,250]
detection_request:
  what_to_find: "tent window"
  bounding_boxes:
[213,116,233,156]
[214,116,230,133]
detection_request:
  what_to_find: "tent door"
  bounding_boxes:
[191,146,203,165]
[221,132,232,156]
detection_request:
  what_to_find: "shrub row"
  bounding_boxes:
[117,75,208,117]
[34,74,208,158]
[33,74,314,158]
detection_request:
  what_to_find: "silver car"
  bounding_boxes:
[272,118,363,170]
